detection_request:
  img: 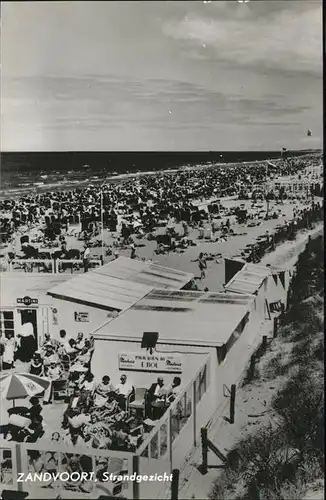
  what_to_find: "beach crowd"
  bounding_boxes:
[0,154,322,270]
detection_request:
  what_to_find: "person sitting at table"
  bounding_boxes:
[95,392,119,420]
[111,421,132,450]
[83,413,112,448]
[94,375,115,406]
[81,372,96,394]
[66,408,90,441]
[77,341,93,368]
[75,332,85,351]
[42,345,60,373]
[166,376,182,404]
[65,388,83,413]
[146,377,167,420]
[47,361,63,381]
[43,362,63,404]
[24,416,44,443]
[29,352,44,376]
[41,333,60,352]
[115,374,134,410]
[27,397,43,422]
[65,338,78,358]
[58,329,71,353]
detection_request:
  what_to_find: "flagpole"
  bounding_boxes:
[101,188,104,264]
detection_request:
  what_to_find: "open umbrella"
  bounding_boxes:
[0,372,50,406]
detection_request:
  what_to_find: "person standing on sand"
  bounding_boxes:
[198,252,207,280]
[83,244,91,273]
[130,243,136,259]
[182,221,189,237]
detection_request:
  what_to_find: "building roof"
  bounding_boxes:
[224,263,275,295]
[0,273,70,306]
[47,258,194,312]
[92,256,194,290]
[47,273,151,312]
[93,289,255,347]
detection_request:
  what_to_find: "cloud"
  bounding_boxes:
[163,1,322,74]
[0,1,322,151]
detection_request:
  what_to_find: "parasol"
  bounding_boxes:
[0,372,51,405]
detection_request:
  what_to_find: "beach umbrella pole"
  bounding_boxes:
[101,188,104,263]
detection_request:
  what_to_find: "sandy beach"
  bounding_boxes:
[4,195,316,293]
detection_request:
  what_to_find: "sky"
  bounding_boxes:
[0,0,323,152]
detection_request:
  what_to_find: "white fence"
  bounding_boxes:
[136,355,211,499]
[0,438,136,499]
[0,355,211,500]
[6,259,102,274]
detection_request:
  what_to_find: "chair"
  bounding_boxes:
[128,388,147,417]
[51,379,68,403]
[60,354,71,374]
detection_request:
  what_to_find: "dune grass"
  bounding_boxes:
[210,235,324,500]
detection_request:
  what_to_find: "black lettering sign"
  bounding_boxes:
[17,296,38,306]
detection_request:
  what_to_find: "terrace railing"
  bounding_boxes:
[0,438,136,499]
[7,259,102,274]
[136,354,211,466]
[134,354,211,499]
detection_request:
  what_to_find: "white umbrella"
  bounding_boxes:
[0,372,51,405]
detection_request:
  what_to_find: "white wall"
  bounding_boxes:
[91,338,210,389]
[51,298,111,341]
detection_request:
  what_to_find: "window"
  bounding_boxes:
[0,310,15,338]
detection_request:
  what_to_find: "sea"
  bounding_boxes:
[0,150,319,200]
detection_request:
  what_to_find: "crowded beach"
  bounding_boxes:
[0,153,323,288]
[0,152,323,497]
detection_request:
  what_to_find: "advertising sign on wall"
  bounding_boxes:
[118,352,182,373]
[74,312,90,322]
[17,296,38,306]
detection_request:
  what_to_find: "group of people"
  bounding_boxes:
[0,325,37,370]
[59,373,182,452]
[3,324,184,454]
[0,153,322,263]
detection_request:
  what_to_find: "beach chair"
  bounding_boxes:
[128,388,147,418]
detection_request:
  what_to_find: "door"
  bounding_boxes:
[19,309,38,349]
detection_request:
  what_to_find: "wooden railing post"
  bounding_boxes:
[168,409,173,472]
[132,455,140,500]
[201,427,208,474]
[193,380,197,447]
[273,317,278,338]
[262,335,267,352]
[171,469,180,500]
[15,444,23,491]
[230,384,236,424]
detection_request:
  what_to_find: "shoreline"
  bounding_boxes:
[0,152,318,201]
